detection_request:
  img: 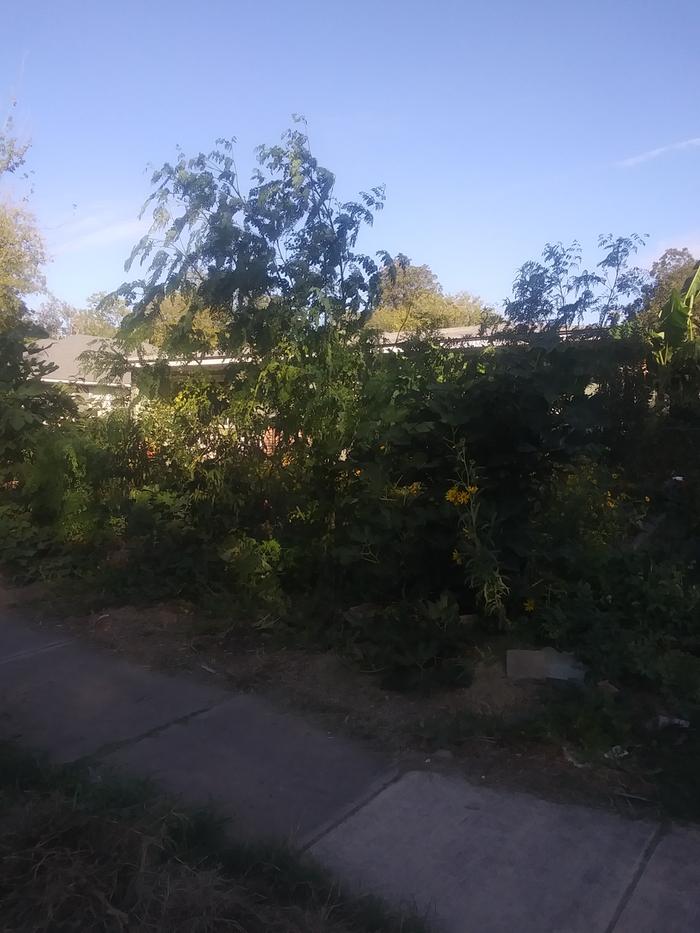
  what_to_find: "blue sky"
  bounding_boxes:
[4,0,700,310]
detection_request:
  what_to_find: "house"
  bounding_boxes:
[378,324,506,351]
[35,334,131,408]
[36,333,237,404]
[37,325,597,401]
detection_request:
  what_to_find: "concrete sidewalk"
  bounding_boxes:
[1,610,699,932]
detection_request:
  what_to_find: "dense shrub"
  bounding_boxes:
[5,318,700,695]
[340,593,474,690]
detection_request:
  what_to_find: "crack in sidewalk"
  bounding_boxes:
[0,640,71,666]
[72,699,229,765]
[299,767,404,852]
[604,821,667,933]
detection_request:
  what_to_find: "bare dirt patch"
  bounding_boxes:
[1,582,657,817]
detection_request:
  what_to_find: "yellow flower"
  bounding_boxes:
[467,485,478,496]
[524,598,536,613]
[445,486,473,506]
[452,549,463,565]
[390,481,423,500]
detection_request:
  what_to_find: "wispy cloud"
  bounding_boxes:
[618,137,700,168]
[46,204,148,257]
[52,219,145,256]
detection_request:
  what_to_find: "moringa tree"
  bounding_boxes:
[504,235,648,330]
[115,123,391,358]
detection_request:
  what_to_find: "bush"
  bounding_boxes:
[4,319,700,698]
[341,593,474,691]
[0,504,58,582]
[219,533,286,615]
[513,455,700,698]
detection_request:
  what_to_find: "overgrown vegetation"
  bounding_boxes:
[3,122,700,715]
[0,742,427,932]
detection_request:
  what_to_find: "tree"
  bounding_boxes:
[32,291,129,338]
[504,235,648,330]
[115,124,389,357]
[0,116,46,328]
[651,248,698,293]
[0,104,30,177]
[2,114,125,342]
[32,295,77,337]
[0,116,75,472]
[638,248,699,329]
[0,205,46,327]
[451,291,502,330]
[367,259,495,333]
[0,322,75,471]
[149,293,229,350]
[73,292,129,337]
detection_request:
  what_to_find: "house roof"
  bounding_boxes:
[38,325,603,390]
[37,328,498,388]
[378,325,501,346]
[36,334,130,388]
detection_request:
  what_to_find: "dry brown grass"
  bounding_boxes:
[0,796,346,932]
[0,746,426,933]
